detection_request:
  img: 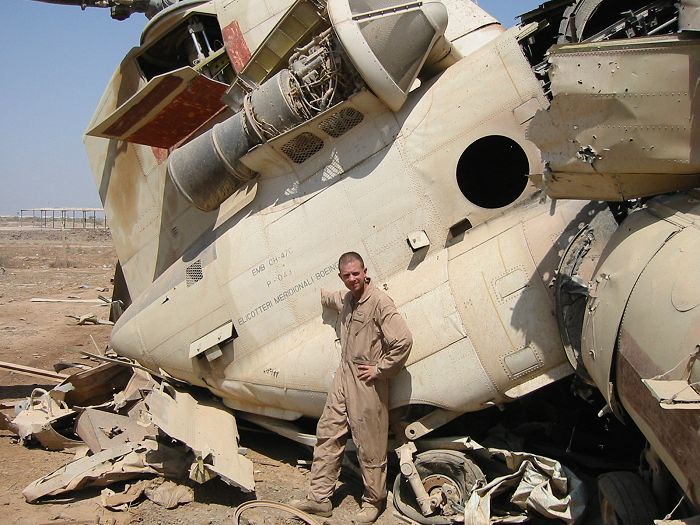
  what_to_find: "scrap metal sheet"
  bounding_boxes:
[22,439,191,502]
[147,383,254,491]
[75,407,156,453]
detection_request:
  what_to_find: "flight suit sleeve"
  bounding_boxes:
[321,289,344,312]
[375,296,412,379]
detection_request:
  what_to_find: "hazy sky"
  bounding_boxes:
[0,0,541,216]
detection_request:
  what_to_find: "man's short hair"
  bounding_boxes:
[339,251,364,268]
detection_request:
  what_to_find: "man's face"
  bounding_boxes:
[339,259,367,297]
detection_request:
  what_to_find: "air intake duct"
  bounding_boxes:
[328,0,455,111]
[167,70,307,211]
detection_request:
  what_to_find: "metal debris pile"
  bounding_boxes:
[0,357,591,523]
[0,357,254,511]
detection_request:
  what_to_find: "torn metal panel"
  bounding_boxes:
[22,438,191,502]
[86,67,229,148]
[644,379,700,408]
[146,383,254,491]
[23,442,137,502]
[99,479,152,510]
[113,368,156,412]
[642,345,700,405]
[641,347,700,408]
[144,479,194,509]
[75,408,156,453]
[657,517,700,525]
[528,35,700,201]
[53,362,93,373]
[66,314,114,326]
[57,362,133,408]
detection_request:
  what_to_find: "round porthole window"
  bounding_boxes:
[456,136,529,209]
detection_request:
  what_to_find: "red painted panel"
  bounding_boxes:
[124,75,229,149]
[104,76,183,137]
[222,20,251,73]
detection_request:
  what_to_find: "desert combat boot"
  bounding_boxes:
[289,497,333,517]
[352,502,385,524]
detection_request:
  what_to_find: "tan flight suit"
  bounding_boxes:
[309,282,413,506]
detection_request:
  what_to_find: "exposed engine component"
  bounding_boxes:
[168,31,360,211]
[138,12,230,82]
[520,0,679,75]
[246,29,359,141]
[557,0,678,44]
[169,0,459,211]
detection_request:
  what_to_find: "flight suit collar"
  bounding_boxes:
[356,280,375,305]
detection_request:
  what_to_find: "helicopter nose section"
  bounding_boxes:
[110,301,148,365]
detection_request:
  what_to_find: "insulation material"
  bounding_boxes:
[99,478,194,511]
[462,443,586,524]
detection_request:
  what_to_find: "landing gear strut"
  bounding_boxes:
[393,444,485,524]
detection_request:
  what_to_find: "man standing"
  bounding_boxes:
[291,252,413,523]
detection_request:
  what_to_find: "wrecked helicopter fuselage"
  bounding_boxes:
[13,0,700,523]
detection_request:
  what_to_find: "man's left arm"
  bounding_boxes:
[375,297,413,379]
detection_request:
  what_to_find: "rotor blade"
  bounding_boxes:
[29,0,107,7]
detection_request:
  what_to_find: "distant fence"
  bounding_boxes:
[19,208,108,229]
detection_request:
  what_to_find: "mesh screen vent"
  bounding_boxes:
[281,132,324,164]
[319,108,364,138]
[186,260,203,286]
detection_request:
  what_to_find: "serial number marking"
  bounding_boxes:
[237,260,339,326]
[250,248,293,278]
